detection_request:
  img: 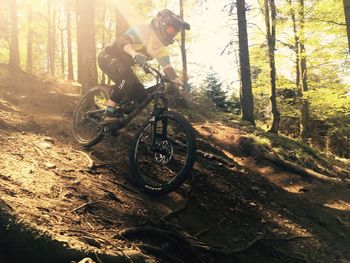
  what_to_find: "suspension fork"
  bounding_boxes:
[150,93,168,150]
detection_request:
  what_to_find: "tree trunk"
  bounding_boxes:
[60,27,65,78]
[115,7,129,37]
[343,0,350,52]
[26,4,33,73]
[76,0,98,93]
[100,3,106,85]
[47,0,57,76]
[58,5,65,78]
[66,0,74,80]
[288,0,300,93]
[264,0,280,133]
[51,4,57,76]
[9,0,20,69]
[47,0,53,75]
[236,0,255,125]
[180,0,189,92]
[300,100,310,141]
[298,0,310,141]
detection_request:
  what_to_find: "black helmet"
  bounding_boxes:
[150,9,190,46]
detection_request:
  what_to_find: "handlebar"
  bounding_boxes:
[141,63,171,84]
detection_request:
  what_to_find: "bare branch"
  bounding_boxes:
[310,17,346,26]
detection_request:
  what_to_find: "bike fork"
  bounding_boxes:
[150,111,168,150]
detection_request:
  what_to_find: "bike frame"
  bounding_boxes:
[86,64,170,147]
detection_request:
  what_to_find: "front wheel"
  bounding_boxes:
[129,111,196,195]
[72,86,110,147]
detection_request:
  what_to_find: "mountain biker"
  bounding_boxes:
[97,9,190,124]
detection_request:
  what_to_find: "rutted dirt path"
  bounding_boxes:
[1,67,350,262]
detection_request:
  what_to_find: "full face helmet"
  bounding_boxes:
[150,9,190,46]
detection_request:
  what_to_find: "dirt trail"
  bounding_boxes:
[1,67,350,262]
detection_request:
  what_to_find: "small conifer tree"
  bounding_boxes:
[203,71,227,111]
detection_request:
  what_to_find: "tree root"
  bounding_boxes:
[263,234,319,241]
[188,234,264,255]
[119,224,268,260]
[70,199,102,213]
[173,137,238,168]
[119,225,202,262]
[119,222,321,261]
[194,217,226,238]
[139,244,184,263]
[196,149,238,168]
[260,152,350,185]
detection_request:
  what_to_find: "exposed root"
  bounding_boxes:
[194,217,226,238]
[70,199,102,213]
[263,234,319,241]
[119,225,202,262]
[139,244,184,263]
[260,152,350,185]
[119,224,267,259]
[196,149,237,168]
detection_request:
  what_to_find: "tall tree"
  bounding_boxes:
[115,6,129,37]
[66,0,74,80]
[287,0,300,89]
[264,0,280,133]
[236,0,255,124]
[101,2,107,85]
[58,9,65,78]
[52,3,57,76]
[298,0,310,141]
[298,0,308,93]
[180,0,189,91]
[76,0,98,93]
[26,3,33,73]
[343,0,350,52]
[286,0,310,140]
[99,1,113,85]
[47,0,56,76]
[9,0,20,69]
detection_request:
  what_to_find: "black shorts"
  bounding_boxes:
[97,50,146,103]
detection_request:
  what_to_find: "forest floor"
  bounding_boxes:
[0,65,350,263]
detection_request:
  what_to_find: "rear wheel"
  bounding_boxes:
[72,86,110,147]
[129,111,196,195]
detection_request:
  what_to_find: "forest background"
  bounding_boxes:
[0,0,349,158]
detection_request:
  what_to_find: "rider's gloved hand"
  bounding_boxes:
[133,53,147,66]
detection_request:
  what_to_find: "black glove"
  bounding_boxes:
[134,53,146,66]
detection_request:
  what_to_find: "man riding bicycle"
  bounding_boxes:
[97,9,190,125]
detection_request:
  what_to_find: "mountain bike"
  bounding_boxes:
[72,64,196,195]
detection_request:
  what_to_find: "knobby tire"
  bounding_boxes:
[129,111,196,195]
[72,86,109,147]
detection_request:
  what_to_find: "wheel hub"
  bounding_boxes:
[154,140,173,164]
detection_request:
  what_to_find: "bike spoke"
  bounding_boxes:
[134,116,190,188]
[73,87,109,146]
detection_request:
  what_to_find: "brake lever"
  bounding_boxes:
[142,63,151,74]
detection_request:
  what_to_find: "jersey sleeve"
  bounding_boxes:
[155,47,171,67]
[124,28,141,44]
[124,25,150,45]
